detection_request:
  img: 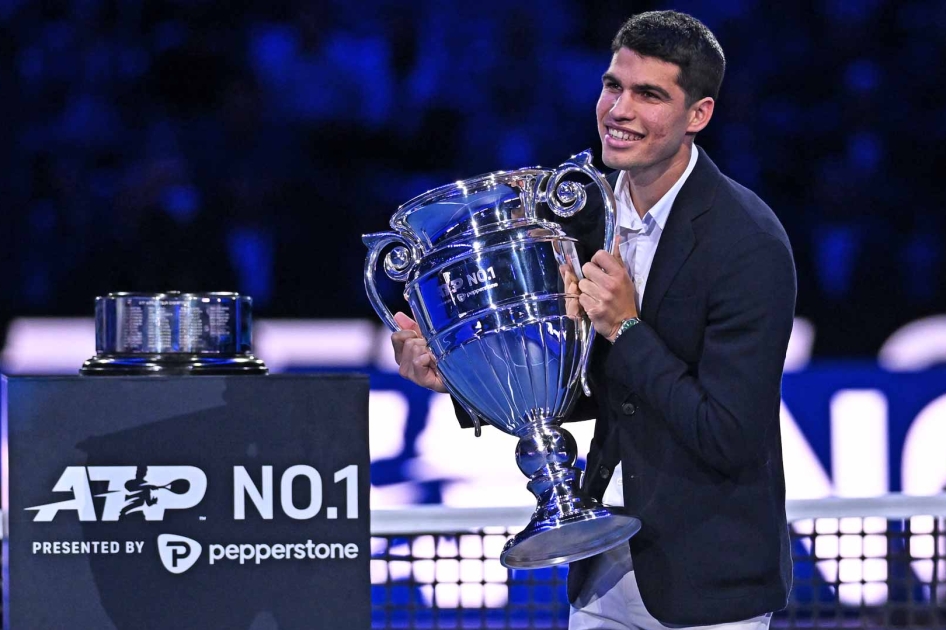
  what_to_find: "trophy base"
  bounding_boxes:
[80,354,268,376]
[500,506,641,569]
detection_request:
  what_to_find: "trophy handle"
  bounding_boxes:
[363,231,486,437]
[544,150,618,397]
[362,231,419,331]
[544,149,617,251]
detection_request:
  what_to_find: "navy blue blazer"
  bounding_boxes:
[560,146,796,624]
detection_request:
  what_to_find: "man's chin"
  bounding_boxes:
[601,151,639,172]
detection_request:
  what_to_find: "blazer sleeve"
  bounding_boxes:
[605,231,796,473]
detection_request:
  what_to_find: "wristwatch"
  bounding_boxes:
[610,317,641,344]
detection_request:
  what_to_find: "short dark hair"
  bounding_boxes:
[611,11,725,105]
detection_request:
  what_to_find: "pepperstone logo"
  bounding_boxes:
[158,534,202,574]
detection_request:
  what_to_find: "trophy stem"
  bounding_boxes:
[515,423,594,518]
[500,422,641,569]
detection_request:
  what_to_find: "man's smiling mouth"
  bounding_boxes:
[607,127,645,141]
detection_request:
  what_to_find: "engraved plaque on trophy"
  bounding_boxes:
[80,292,267,375]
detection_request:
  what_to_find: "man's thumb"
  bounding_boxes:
[394,311,420,332]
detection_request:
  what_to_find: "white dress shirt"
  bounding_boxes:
[602,146,699,508]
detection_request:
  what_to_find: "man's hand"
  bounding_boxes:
[560,263,584,320]
[391,312,448,393]
[579,250,639,341]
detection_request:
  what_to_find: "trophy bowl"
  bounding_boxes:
[80,292,267,375]
[364,151,641,569]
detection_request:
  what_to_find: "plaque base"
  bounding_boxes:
[80,353,268,375]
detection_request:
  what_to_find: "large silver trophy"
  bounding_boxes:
[363,150,641,569]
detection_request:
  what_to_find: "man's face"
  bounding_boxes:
[596,47,699,176]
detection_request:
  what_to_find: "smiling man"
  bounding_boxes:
[563,10,796,630]
[389,8,796,629]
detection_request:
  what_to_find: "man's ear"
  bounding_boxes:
[686,97,715,134]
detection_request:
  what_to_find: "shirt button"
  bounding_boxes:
[622,402,637,416]
[600,467,611,479]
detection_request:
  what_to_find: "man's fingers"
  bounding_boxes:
[398,338,425,376]
[578,277,606,302]
[396,339,446,393]
[560,263,579,282]
[591,249,625,275]
[413,351,435,370]
[392,331,418,345]
[581,261,612,286]
[390,312,448,394]
[578,293,600,314]
[392,313,424,365]
[402,337,428,361]
[391,330,417,364]
[578,278,593,299]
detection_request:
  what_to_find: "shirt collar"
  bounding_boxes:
[614,145,700,231]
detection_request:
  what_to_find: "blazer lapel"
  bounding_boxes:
[639,146,721,322]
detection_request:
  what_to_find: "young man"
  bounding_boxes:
[393,10,795,629]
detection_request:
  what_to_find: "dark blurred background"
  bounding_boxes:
[1,0,944,358]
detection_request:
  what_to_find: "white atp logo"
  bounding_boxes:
[26,466,207,522]
[157,534,202,574]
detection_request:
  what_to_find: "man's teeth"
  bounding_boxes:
[609,128,642,141]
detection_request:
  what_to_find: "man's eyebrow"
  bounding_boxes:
[601,74,673,100]
[631,83,672,100]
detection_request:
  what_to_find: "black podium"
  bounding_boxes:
[1,374,370,630]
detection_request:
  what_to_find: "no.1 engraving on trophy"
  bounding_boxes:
[363,150,641,569]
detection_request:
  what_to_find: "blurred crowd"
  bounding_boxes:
[1,0,944,357]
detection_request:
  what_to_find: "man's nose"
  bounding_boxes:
[610,94,635,120]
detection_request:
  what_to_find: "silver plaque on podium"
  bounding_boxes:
[363,150,641,569]
[81,292,267,375]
